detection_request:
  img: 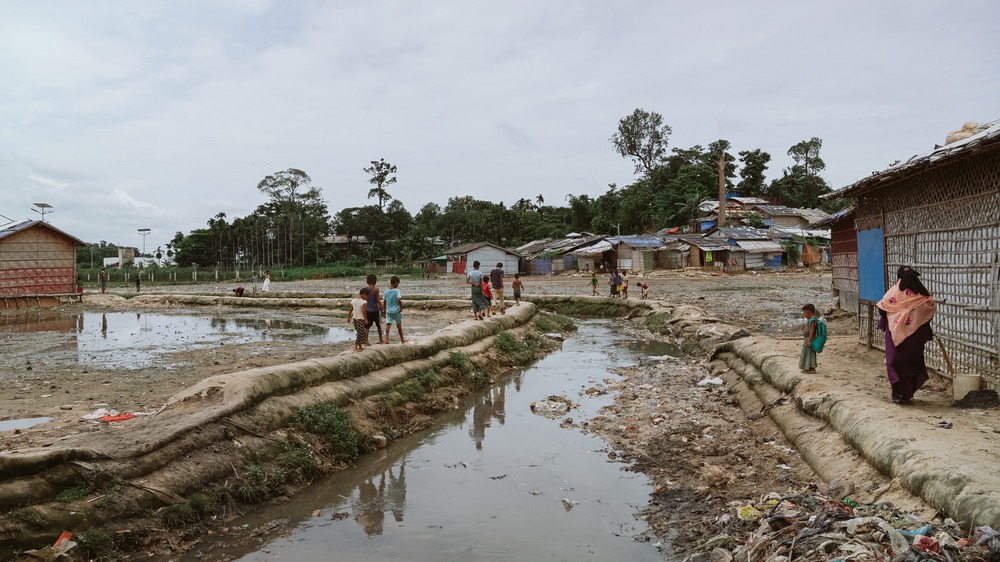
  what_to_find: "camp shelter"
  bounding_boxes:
[609,235,665,272]
[675,235,737,269]
[769,226,833,266]
[834,122,1000,388]
[702,226,782,270]
[444,242,519,275]
[659,240,691,270]
[809,209,859,314]
[521,235,605,274]
[0,220,85,308]
[570,239,614,273]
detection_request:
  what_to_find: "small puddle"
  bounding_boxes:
[0,312,353,369]
[0,417,52,432]
[181,320,668,561]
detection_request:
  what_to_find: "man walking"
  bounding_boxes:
[489,262,505,315]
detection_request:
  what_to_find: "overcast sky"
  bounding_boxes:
[2,1,997,248]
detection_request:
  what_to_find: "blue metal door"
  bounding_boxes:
[857,228,886,302]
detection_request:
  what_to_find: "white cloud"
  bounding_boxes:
[0,0,997,245]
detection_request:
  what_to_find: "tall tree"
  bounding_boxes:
[364,158,398,210]
[736,149,771,197]
[768,137,831,208]
[704,139,737,189]
[787,137,826,177]
[610,108,672,176]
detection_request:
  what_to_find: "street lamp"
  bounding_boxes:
[137,228,151,268]
[32,203,53,222]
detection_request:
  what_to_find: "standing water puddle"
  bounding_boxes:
[0,312,352,369]
[0,417,52,432]
[183,320,667,562]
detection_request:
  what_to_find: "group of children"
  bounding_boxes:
[348,274,406,352]
[480,272,524,318]
[590,271,649,299]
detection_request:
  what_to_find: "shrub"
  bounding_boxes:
[56,483,91,503]
[448,351,472,372]
[277,443,322,483]
[292,403,360,461]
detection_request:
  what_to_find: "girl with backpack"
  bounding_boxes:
[799,303,827,373]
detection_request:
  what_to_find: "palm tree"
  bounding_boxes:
[535,194,545,206]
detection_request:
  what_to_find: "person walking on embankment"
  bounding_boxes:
[877,266,936,404]
[466,261,489,320]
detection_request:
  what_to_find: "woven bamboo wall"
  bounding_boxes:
[853,148,1000,387]
[0,228,77,296]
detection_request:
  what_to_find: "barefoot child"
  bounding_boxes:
[640,282,649,300]
[799,303,818,373]
[366,274,386,344]
[482,281,493,317]
[383,276,406,344]
[590,273,598,296]
[348,288,370,352]
[512,273,523,306]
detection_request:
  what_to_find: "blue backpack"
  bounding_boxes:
[811,318,828,353]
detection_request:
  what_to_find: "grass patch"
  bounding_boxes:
[78,527,124,562]
[160,493,212,529]
[466,369,490,387]
[6,507,47,528]
[537,301,627,318]
[292,403,360,462]
[93,477,124,509]
[493,331,545,365]
[234,464,288,503]
[277,442,323,483]
[448,351,472,372]
[645,312,670,335]
[414,366,449,389]
[681,338,700,355]
[56,483,91,503]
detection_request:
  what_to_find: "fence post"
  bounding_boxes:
[215,270,219,281]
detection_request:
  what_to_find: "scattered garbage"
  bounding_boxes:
[696,377,724,387]
[99,412,136,423]
[530,395,575,417]
[22,530,76,560]
[685,486,1000,562]
[561,498,578,511]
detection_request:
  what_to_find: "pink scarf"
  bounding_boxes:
[877,281,935,344]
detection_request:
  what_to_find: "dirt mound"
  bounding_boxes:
[953,389,1000,409]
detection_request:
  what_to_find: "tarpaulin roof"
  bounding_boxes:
[571,240,613,255]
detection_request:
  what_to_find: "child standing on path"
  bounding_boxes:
[482,282,493,317]
[262,270,271,292]
[590,273,598,296]
[348,287,370,352]
[641,283,649,300]
[512,273,523,306]
[99,268,108,294]
[366,274,385,344]
[383,276,406,344]
[621,272,629,299]
[799,303,818,373]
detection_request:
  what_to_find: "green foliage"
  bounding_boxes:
[364,158,398,210]
[56,483,91,503]
[492,332,522,354]
[737,149,772,197]
[6,507,47,528]
[235,464,288,503]
[610,108,673,176]
[781,240,801,264]
[161,494,212,529]
[681,338,700,355]
[645,312,670,335]
[277,443,323,483]
[292,403,360,462]
[768,138,831,208]
[448,351,473,372]
[492,331,544,365]
[743,213,766,228]
[78,527,124,561]
[536,301,628,318]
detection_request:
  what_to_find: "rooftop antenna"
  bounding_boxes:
[32,202,53,222]
[0,212,14,228]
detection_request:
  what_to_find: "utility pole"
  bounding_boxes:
[717,154,727,228]
[32,203,53,222]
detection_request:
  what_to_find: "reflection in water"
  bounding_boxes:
[197,320,662,562]
[352,461,407,536]
[0,312,353,370]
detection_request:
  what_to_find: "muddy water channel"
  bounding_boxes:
[185,320,670,562]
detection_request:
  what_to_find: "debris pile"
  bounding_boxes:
[686,486,1000,562]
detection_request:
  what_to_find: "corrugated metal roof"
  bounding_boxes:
[834,122,1000,198]
[769,226,832,240]
[705,226,770,240]
[610,236,664,249]
[734,240,784,253]
[572,240,613,255]
[0,220,86,245]
[445,242,517,255]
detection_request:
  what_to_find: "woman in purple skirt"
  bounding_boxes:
[877,266,936,404]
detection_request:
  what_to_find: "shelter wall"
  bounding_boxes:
[0,228,77,296]
[853,148,1000,387]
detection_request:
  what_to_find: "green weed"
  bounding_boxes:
[6,507,47,528]
[645,312,670,334]
[537,301,627,318]
[234,464,288,503]
[56,483,91,503]
[448,351,472,372]
[160,494,212,529]
[277,442,323,483]
[78,527,124,561]
[292,403,360,462]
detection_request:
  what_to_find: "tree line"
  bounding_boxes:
[160,108,848,268]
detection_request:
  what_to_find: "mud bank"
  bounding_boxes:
[712,337,1000,530]
[0,303,554,557]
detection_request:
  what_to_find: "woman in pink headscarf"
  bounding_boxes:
[876,266,936,404]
